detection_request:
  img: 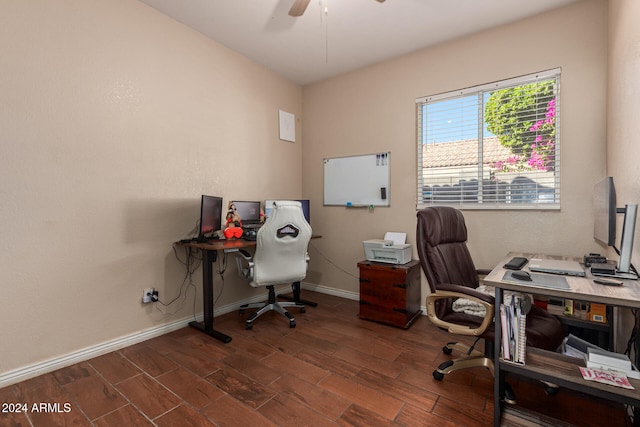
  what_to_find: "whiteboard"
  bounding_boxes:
[323,152,390,206]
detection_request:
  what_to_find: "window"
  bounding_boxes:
[416,69,560,209]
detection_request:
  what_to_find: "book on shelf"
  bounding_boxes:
[500,294,527,365]
[587,346,632,371]
[580,367,634,389]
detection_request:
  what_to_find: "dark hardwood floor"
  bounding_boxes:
[0,291,630,426]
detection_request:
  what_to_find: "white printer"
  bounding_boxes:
[363,232,412,265]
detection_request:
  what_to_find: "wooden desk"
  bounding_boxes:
[177,236,320,343]
[484,252,640,426]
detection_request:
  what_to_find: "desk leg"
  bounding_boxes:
[189,249,232,343]
[494,287,504,427]
[277,281,318,307]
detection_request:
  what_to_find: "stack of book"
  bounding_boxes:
[500,294,527,365]
[585,346,638,378]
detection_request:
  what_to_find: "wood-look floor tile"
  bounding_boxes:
[294,349,362,378]
[338,403,400,427]
[205,368,275,409]
[397,365,490,411]
[89,351,141,384]
[119,345,178,378]
[331,346,403,379]
[394,403,459,427]
[115,374,180,419]
[257,393,337,427]
[200,394,277,427]
[223,333,278,359]
[181,333,235,360]
[354,368,438,411]
[93,404,154,427]
[155,404,216,427]
[156,367,224,409]
[268,329,340,355]
[336,334,403,362]
[319,374,403,420]
[164,345,224,377]
[262,351,330,385]
[432,395,493,427]
[63,373,128,420]
[12,374,92,426]
[222,351,281,386]
[2,291,629,427]
[269,374,350,421]
[51,362,93,385]
[0,385,30,427]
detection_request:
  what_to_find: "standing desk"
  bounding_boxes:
[177,237,319,343]
[484,252,640,426]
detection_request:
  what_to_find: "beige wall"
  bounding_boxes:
[0,0,302,377]
[302,0,609,298]
[607,0,640,350]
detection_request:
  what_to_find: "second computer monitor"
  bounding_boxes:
[232,200,261,224]
[265,199,310,224]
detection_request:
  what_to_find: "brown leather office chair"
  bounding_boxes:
[416,207,565,387]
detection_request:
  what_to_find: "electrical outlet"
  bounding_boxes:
[142,288,154,304]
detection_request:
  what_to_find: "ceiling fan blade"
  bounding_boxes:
[289,0,311,17]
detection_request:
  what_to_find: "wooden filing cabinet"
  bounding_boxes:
[358,260,422,329]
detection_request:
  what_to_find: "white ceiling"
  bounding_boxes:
[137,0,578,86]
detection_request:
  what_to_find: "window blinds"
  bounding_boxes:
[416,69,561,209]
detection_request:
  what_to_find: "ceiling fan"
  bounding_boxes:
[289,0,386,17]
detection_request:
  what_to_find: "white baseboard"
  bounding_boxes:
[0,283,361,388]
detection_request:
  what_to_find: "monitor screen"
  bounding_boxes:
[593,177,616,247]
[232,201,261,223]
[199,195,223,241]
[265,199,310,224]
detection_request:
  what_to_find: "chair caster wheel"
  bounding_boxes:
[442,346,453,355]
[300,307,306,313]
[239,309,245,315]
[245,323,253,330]
[433,370,444,381]
[289,320,296,328]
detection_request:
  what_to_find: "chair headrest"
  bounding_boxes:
[417,206,468,246]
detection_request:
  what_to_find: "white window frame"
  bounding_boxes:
[416,69,561,210]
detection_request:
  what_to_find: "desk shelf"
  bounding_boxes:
[500,347,640,407]
[486,252,640,426]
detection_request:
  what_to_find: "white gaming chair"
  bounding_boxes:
[235,200,312,329]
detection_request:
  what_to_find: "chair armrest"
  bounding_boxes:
[437,283,495,304]
[235,249,254,281]
[426,287,495,337]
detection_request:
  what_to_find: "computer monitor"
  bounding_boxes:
[593,177,638,278]
[231,201,261,224]
[264,199,310,224]
[199,195,223,242]
[593,177,616,247]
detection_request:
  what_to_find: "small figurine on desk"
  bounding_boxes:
[224,202,243,239]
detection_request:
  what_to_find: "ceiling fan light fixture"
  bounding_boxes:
[289,0,385,17]
[288,0,311,17]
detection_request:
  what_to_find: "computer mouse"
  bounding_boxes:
[512,271,532,281]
